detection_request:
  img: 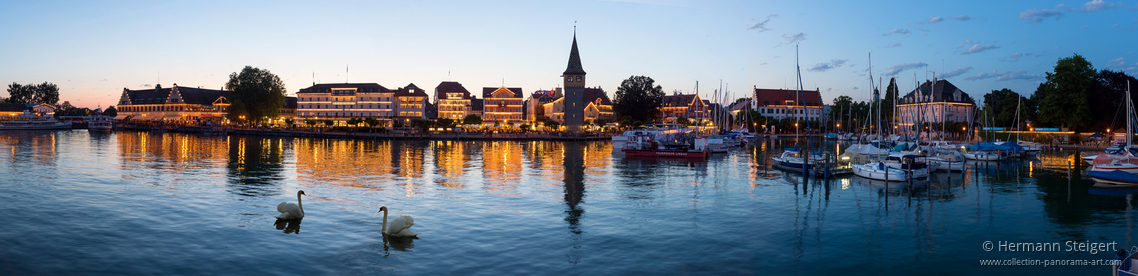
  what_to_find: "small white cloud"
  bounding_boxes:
[883,62,929,77]
[747,14,777,32]
[883,28,912,37]
[963,69,1043,82]
[1107,57,1126,67]
[961,43,999,55]
[928,16,944,24]
[1020,9,1062,23]
[940,67,973,79]
[807,59,849,72]
[775,32,806,47]
[1003,52,1024,62]
[958,39,974,48]
[1080,0,1115,12]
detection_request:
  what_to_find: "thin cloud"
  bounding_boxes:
[853,86,859,90]
[1081,0,1116,12]
[1020,9,1062,23]
[928,17,944,24]
[954,15,973,21]
[747,14,777,32]
[883,62,929,77]
[141,84,152,88]
[957,39,974,48]
[963,69,1043,82]
[940,67,973,79]
[1107,57,1126,67]
[961,43,999,54]
[882,28,911,37]
[775,32,806,48]
[1003,52,1025,62]
[807,59,849,72]
[884,42,901,48]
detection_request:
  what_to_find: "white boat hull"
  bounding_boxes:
[964,152,1002,161]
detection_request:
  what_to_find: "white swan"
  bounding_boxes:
[275,190,306,219]
[379,206,419,237]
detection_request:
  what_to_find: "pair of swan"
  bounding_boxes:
[275,190,419,237]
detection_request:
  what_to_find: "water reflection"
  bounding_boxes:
[382,235,416,253]
[563,142,586,265]
[274,218,302,234]
[227,136,286,197]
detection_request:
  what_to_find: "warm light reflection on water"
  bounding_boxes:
[1,131,1136,275]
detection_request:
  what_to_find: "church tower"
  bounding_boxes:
[562,31,586,133]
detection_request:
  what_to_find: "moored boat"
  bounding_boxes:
[0,110,71,130]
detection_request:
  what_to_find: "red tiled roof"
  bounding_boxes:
[434,81,470,100]
[662,94,700,107]
[482,87,523,99]
[753,88,822,107]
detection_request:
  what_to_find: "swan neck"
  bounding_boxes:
[381,208,388,233]
[297,192,304,215]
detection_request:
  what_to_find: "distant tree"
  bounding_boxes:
[284,118,294,126]
[6,82,59,105]
[545,119,561,130]
[347,117,362,127]
[436,118,455,128]
[393,119,405,128]
[613,75,665,123]
[411,118,432,132]
[462,114,482,125]
[983,89,1032,128]
[322,119,334,127]
[1036,54,1095,131]
[304,119,316,127]
[225,66,286,123]
[882,78,899,128]
[1087,69,1138,132]
[365,117,380,128]
[104,106,118,117]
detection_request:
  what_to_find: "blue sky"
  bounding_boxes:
[1,0,1136,109]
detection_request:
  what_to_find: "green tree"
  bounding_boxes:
[365,117,380,128]
[6,82,59,105]
[983,89,1032,128]
[347,117,362,127]
[284,118,294,126]
[882,78,898,129]
[1087,69,1138,132]
[1036,54,1095,130]
[613,75,664,123]
[436,118,455,128]
[322,119,334,127]
[104,106,118,117]
[225,66,286,123]
[305,119,316,127]
[462,114,482,125]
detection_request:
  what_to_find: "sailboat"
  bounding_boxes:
[772,45,822,172]
[1089,81,1138,187]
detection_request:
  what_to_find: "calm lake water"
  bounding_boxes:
[0,130,1134,275]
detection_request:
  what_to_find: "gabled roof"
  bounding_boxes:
[283,97,297,109]
[0,103,30,112]
[471,97,484,111]
[583,88,612,105]
[564,34,586,75]
[662,94,700,107]
[122,85,228,105]
[483,87,523,99]
[753,88,823,107]
[394,83,429,97]
[297,83,390,93]
[728,100,751,111]
[434,81,471,100]
[900,79,974,104]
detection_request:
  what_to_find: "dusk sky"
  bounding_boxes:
[2,0,1136,109]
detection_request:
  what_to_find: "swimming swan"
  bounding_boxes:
[379,206,419,237]
[275,190,306,219]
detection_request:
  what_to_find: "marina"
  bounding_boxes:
[0,130,1133,274]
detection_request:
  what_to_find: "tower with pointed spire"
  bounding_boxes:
[562,30,586,133]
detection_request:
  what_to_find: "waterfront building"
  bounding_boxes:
[562,32,586,133]
[525,89,560,122]
[279,97,298,121]
[434,81,472,121]
[896,79,975,135]
[470,96,484,118]
[582,88,614,123]
[482,86,524,126]
[115,83,229,122]
[752,87,824,121]
[295,83,394,126]
[0,103,55,117]
[661,93,710,124]
[393,84,429,125]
